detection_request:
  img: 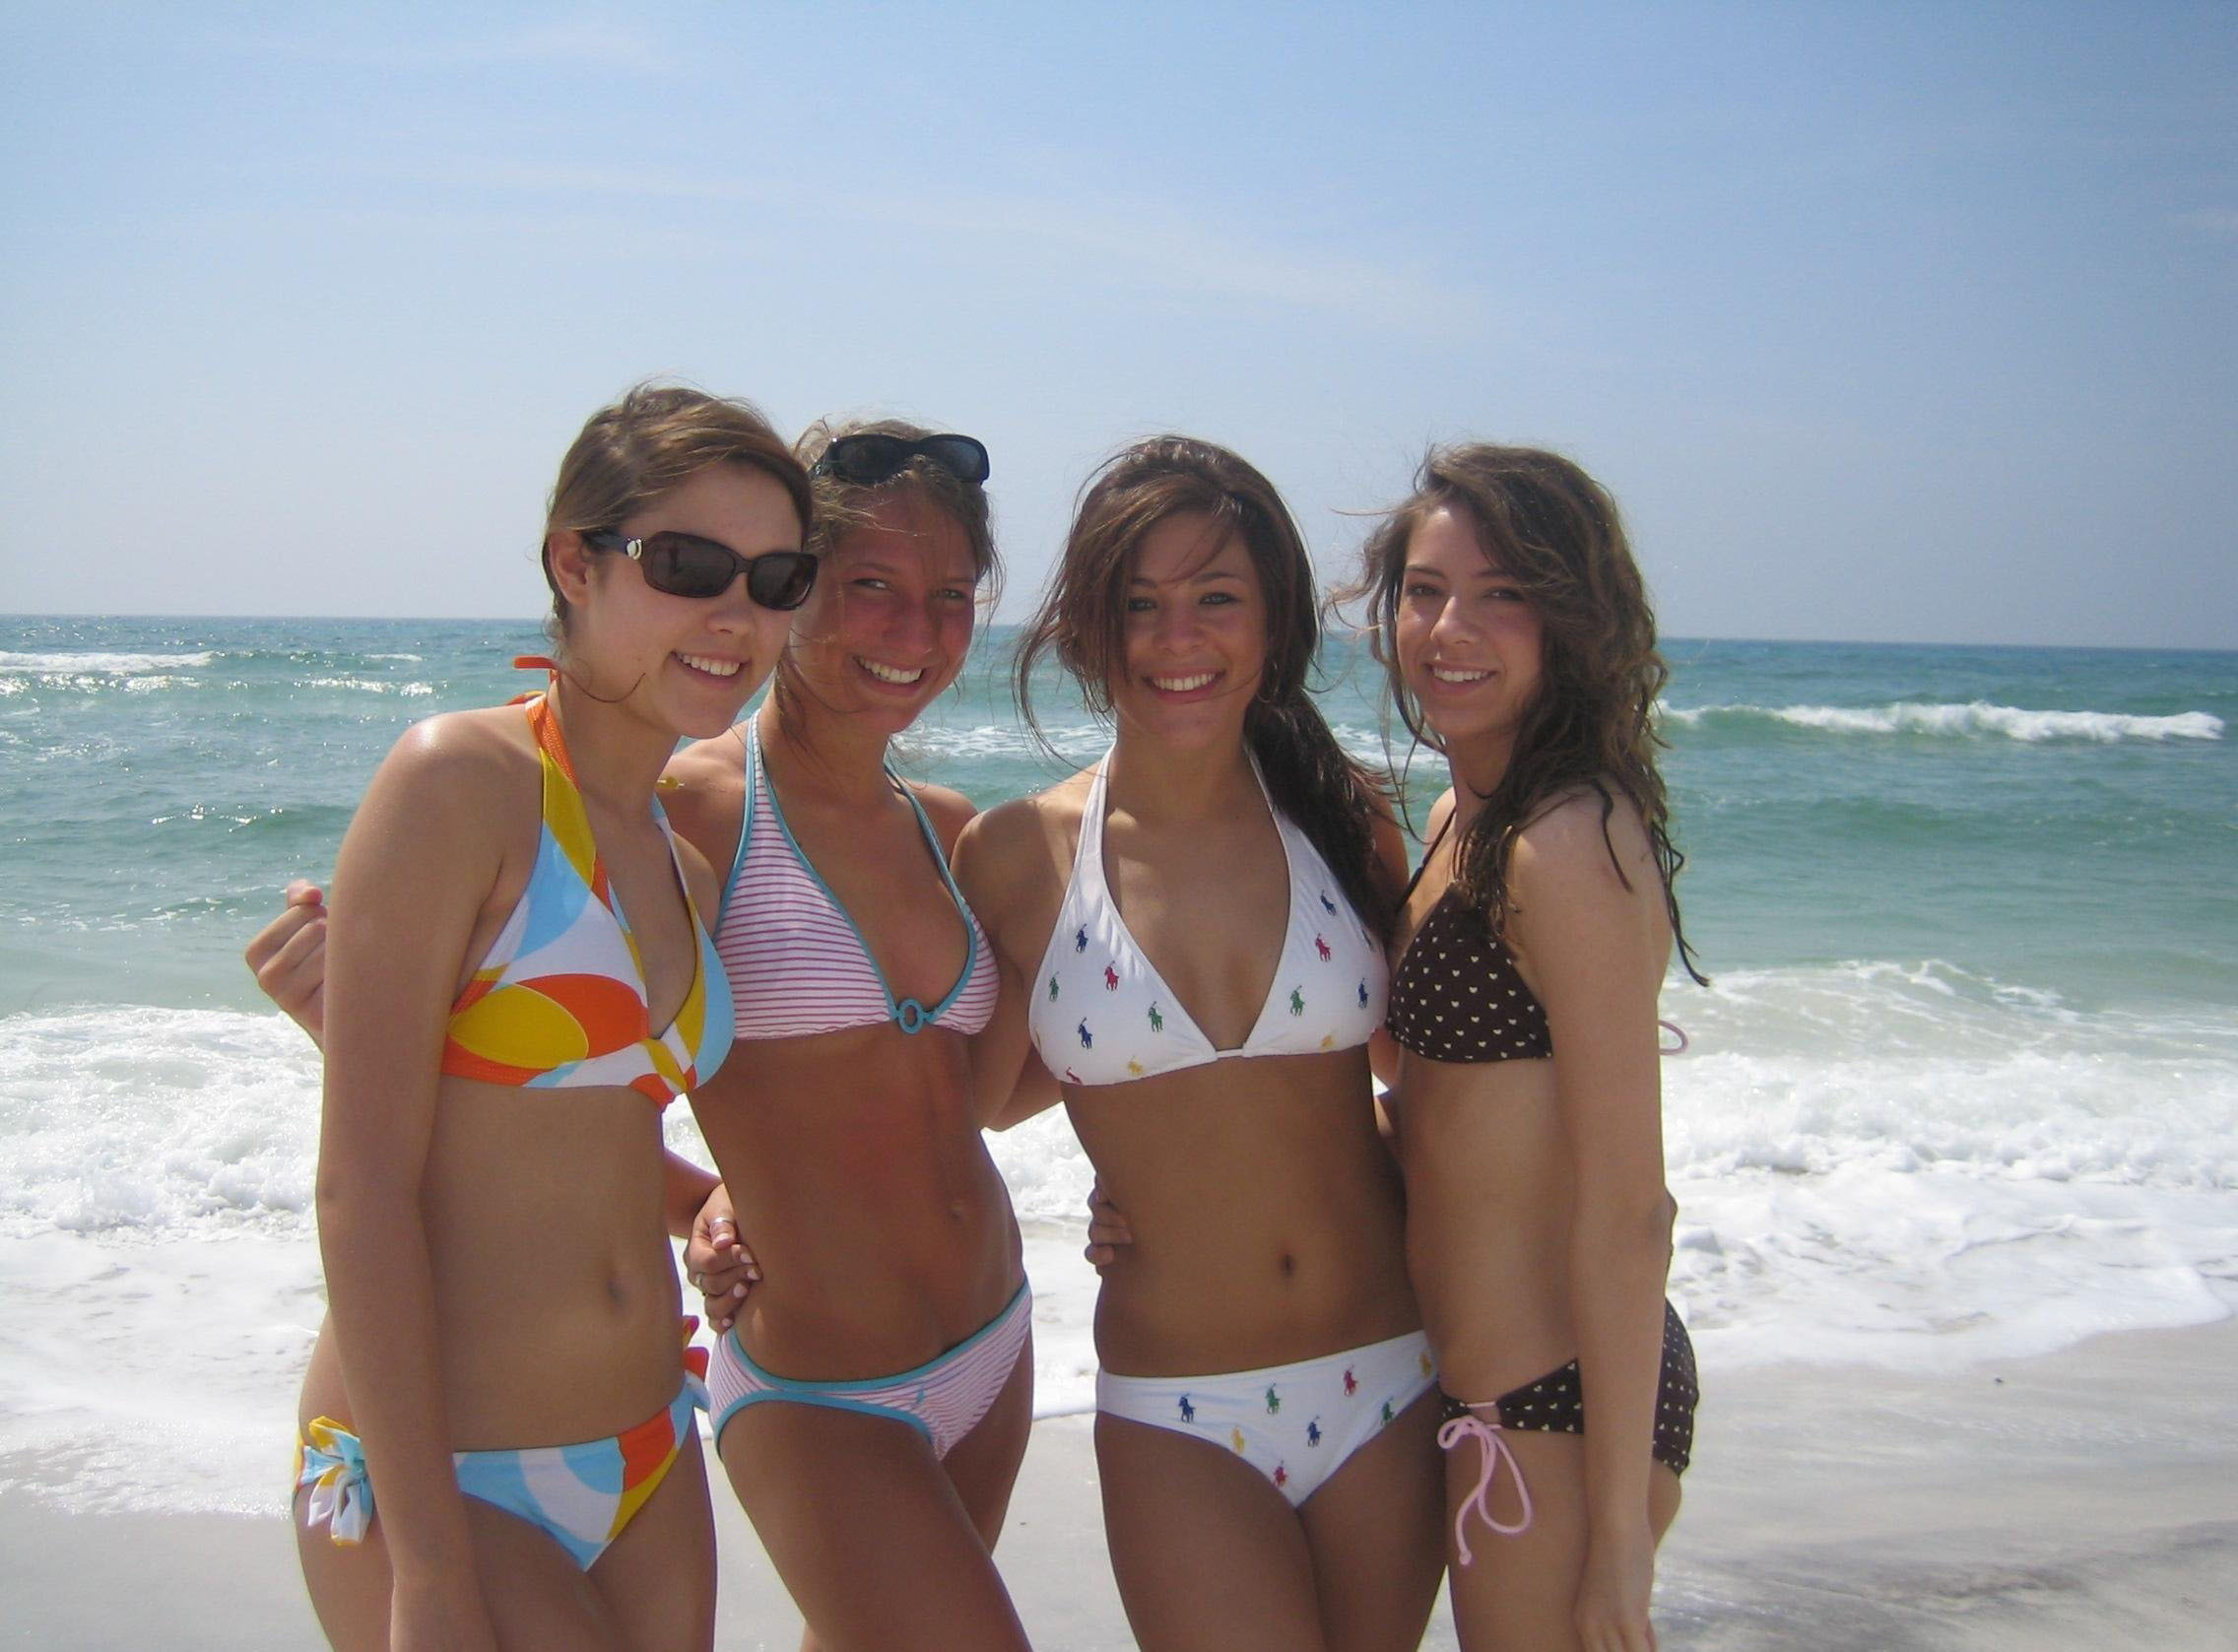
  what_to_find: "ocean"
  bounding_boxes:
[3,615,2233,1518]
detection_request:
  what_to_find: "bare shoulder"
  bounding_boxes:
[1423,785,1459,840]
[904,781,979,856]
[371,706,531,812]
[659,729,749,861]
[953,769,1093,930]
[1511,784,1657,897]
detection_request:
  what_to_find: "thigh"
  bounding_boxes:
[1095,1413,1328,1652]
[1299,1388,1446,1652]
[464,1493,627,1652]
[940,1328,1034,1551]
[294,1487,393,1652]
[718,1402,1029,1652]
[1443,1430,1683,1652]
[586,1429,717,1652]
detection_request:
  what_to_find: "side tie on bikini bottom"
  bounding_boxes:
[1435,1405,1534,1564]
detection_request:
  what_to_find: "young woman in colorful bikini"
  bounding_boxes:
[1349,444,1702,1652]
[255,419,1037,1651]
[957,436,1447,1652]
[283,384,816,1650]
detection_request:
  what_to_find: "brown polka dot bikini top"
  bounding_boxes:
[1387,827,1551,1064]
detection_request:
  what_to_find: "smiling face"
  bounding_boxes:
[551,461,805,740]
[1395,502,1546,759]
[783,490,981,739]
[1111,509,1268,752]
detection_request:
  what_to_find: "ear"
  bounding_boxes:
[545,530,600,608]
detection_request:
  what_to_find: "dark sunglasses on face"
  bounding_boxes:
[810,432,991,488]
[582,530,820,611]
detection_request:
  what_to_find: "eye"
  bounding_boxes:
[1402,580,1442,601]
[1125,596,1156,613]
[1200,589,1238,606]
[936,585,975,604]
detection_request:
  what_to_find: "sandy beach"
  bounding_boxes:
[5,1316,2232,1650]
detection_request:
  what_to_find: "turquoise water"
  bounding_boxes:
[3,614,2234,1514]
[4,616,2231,1017]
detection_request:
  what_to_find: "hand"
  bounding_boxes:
[1084,1179,1135,1273]
[245,880,329,1047]
[1574,1523,1659,1652]
[684,1186,758,1333]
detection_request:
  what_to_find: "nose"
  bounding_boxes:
[1428,590,1478,647]
[1151,598,1205,652]
[879,590,936,656]
[704,564,766,632]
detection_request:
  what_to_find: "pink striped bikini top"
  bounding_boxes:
[716,721,998,1040]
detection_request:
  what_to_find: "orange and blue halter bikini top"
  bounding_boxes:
[439,677,733,1104]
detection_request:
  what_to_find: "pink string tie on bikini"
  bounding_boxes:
[1436,1409,1535,1565]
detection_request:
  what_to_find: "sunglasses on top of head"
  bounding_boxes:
[582,530,820,611]
[810,432,991,488]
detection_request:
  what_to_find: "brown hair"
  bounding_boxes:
[1344,443,1702,980]
[771,417,1002,744]
[541,382,812,637]
[1017,435,1395,939]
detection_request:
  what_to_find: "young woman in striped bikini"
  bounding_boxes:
[661,422,1035,1650]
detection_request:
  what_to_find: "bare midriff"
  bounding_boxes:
[1070,1047,1417,1377]
[298,1075,684,1449]
[1397,1051,1579,1402]
[696,1019,1022,1380]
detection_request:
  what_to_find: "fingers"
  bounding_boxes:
[685,1218,758,1333]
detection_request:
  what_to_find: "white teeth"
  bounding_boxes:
[1429,665,1490,684]
[678,653,742,678]
[1152,673,1215,693]
[859,658,925,686]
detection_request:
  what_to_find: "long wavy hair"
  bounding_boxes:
[1016,435,1396,939]
[1344,443,1703,980]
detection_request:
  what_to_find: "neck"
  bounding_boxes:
[1443,731,1516,835]
[1104,723,1261,826]
[544,675,674,813]
[755,689,896,806]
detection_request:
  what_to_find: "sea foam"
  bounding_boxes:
[1661,700,2223,742]
[0,650,217,674]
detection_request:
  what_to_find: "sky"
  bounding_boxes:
[1,2,2233,647]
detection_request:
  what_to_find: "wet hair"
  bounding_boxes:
[540,382,811,639]
[771,417,1002,745]
[1343,443,1703,981]
[1017,435,1395,939]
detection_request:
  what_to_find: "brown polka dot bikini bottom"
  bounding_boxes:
[1435,1301,1699,1563]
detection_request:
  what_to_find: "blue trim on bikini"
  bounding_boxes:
[709,1282,1030,1445]
[746,722,980,1036]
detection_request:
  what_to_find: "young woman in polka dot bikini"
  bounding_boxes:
[1348,443,1704,1652]
[959,437,1446,1652]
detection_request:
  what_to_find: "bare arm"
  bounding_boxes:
[1509,793,1675,1650]
[315,719,510,1646]
[952,803,1067,1132]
